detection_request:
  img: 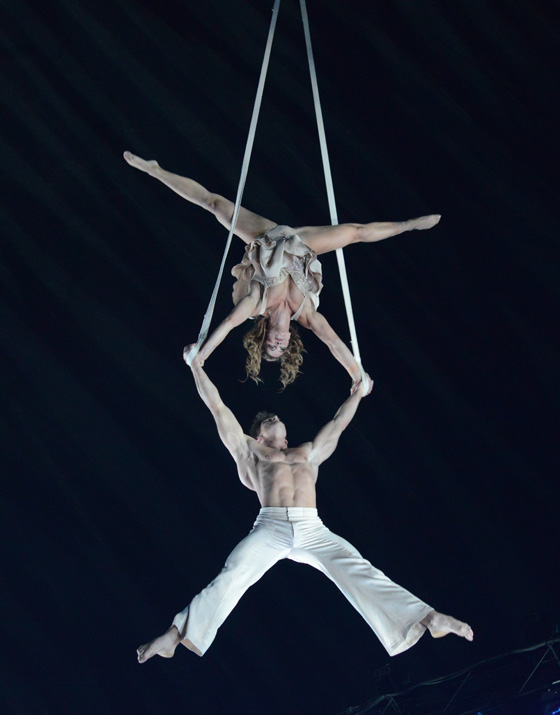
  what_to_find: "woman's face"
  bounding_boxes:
[265,330,290,357]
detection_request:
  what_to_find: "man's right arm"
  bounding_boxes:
[185,348,249,465]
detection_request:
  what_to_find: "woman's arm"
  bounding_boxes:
[300,309,364,385]
[195,287,260,364]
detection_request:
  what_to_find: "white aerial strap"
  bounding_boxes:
[186,0,282,366]
[299,0,369,394]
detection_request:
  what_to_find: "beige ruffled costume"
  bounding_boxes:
[231,225,323,320]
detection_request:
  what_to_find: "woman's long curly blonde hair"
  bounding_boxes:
[242,316,305,390]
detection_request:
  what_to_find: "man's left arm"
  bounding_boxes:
[308,384,369,466]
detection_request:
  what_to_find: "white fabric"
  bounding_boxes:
[300,0,369,393]
[231,225,323,318]
[172,507,432,656]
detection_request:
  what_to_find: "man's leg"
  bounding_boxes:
[124,152,276,243]
[290,519,472,656]
[137,516,292,662]
[294,215,441,256]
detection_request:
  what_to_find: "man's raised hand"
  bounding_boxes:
[351,373,374,396]
[183,344,204,368]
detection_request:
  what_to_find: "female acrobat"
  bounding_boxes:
[124,152,440,390]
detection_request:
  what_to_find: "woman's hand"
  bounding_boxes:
[351,373,373,396]
[183,344,204,368]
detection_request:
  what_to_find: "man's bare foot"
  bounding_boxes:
[123,151,160,175]
[411,214,441,230]
[137,625,181,663]
[421,610,474,642]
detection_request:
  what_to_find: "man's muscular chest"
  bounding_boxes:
[251,443,308,465]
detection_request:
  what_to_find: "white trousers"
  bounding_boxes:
[172,507,433,656]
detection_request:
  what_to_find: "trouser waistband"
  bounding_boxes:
[258,507,318,521]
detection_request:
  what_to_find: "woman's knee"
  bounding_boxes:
[203,191,226,214]
[347,223,368,243]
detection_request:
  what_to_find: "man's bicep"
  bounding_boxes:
[309,424,340,465]
[214,405,250,459]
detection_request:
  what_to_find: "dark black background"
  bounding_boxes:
[2,1,559,713]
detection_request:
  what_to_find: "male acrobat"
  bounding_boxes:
[137,359,473,662]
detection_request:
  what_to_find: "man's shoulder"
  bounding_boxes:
[226,433,255,462]
[238,434,257,454]
[291,441,313,456]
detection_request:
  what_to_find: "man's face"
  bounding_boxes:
[265,330,289,358]
[258,414,287,443]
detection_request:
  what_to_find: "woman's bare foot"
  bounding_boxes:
[123,151,160,175]
[137,625,181,663]
[410,214,441,230]
[421,610,474,641]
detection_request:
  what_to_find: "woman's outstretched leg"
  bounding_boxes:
[295,215,441,256]
[123,152,276,243]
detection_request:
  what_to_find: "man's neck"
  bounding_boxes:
[261,438,288,451]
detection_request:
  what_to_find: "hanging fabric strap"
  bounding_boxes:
[299,0,369,394]
[186,0,282,366]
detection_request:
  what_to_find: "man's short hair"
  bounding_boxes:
[250,411,276,439]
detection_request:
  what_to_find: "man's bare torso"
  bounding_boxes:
[238,440,318,508]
